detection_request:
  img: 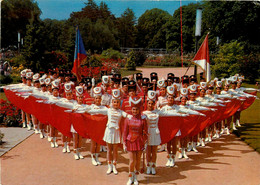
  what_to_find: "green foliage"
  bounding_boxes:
[101,48,124,60]
[117,8,137,48]
[0,130,4,144]
[144,54,190,67]
[240,53,260,83]
[131,51,147,66]
[136,8,171,48]
[125,50,136,70]
[1,0,41,48]
[88,55,103,67]
[211,41,244,78]
[9,55,26,67]
[0,75,13,85]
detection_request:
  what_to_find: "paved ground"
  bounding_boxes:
[136,67,203,79]
[1,131,260,185]
[0,127,34,156]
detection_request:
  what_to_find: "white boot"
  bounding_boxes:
[67,143,71,153]
[182,148,189,159]
[192,142,198,153]
[151,162,156,175]
[91,154,98,166]
[205,137,209,142]
[50,137,55,148]
[54,137,58,148]
[197,138,201,146]
[236,119,241,127]
[170,155,175,167]
[226,127,230,135]
[127,172,134,185]
[78,150,84,159]
[187,142,192,152]
[178,148,183,159]
[112,161,118,175]
[220,128,224,135]
[22,122,26,128]
[63,142,67,153]
[95,153,101,165]
[166,154,171,167]
[216,130,220,138]
[146,162,151,174]
[232,123,237,130]
[133,171,139,185]
[27,122,32,131]
[48,136,52,142]
[208,134,212,142]
[39,130,44,139]
[201,138,205,147]
[106,162,112,175]
[74,149,79,160]
[158,144,166,152]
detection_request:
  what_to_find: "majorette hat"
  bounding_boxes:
[238,76,244,82]
[216,81,223,88]
[157,79,166,88]
[33,73,40,82]
[221,78,225,82]
[51,80,59,89]
[64,83,72,93]
[213,77,218,82]
[129,96,142,108]
[136,73,143,81]
[113,74,121,83]
[39,78,46,86]
[199,82,207,90]
[190,75,197,82]
[225,78,231,86]
[150,72,158,81]
[45,78,51,86]
[181,75,189,84]
[167,73,174,81]
[26,71,34,79]
[93,87,102,97]
[231,76,238,84]
[122,77,129,86]
[147,90,157,101]
[173,77,180,83]
[75,86,84,97]
[112,89,121,100]
[188,84,197,94]
[167,86,175,96]
[180,88,188,99]
[102,75,109,85]
[20,70,26,78]
[142,78,150,86]
[208,80,215,89]
[128,80,136,91]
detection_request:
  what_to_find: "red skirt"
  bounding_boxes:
[126,136,145,151]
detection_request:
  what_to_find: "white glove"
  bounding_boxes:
[144,143,147,151]
[127,114,133,119]
[200,113,206,117]
[182,113,188,117]
[123,144,127,152]
[92,78,95,87]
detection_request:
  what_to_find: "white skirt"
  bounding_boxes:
[148,127,161,146]
[70,124,77,133]
[103,127,121,144]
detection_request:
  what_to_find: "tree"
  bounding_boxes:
[117,8,137,48]
[136,8,171,48]
[211,41,244,78]
[202,1,260,53]
[1,0,41,48]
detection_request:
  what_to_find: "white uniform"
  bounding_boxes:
[156,95,168,109]
[101,92,112,107]
[88,107,127,144]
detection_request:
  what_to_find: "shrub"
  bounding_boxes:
[0,130,4,144]
[0,75,13,85]
[101,48,124,60]
[132,51,147,66]
[125,50,136,70]
[0,99,21,127]
[240,53,260,83]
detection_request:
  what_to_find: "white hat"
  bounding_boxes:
[129,96,142,108]
[112,89,121,99]
[39,78,45,85]
[45,78,51,86]
[213,77,218,82]
[225,78,231,86]
[167,86,175,96]
[216,81,222,88]
[199,82,207,89]
[188,84,197,94]
[173,83,181,91]
[231,76,238,82]
[147,90,157,101]
[64,83,72,93]
[75,86,84,96]
[157,79,166,88]
[102,76,109,85]
[33,73,40,82]
[93,87,102,97]
[41,74,47,79]
[51,80,59,89]
[26,72,34,79]
[20,70,26,78]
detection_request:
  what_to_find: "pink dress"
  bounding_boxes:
[123,115,147,151]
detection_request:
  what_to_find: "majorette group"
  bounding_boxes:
[3,68,258,185]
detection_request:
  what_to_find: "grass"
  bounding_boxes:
[120,68,142,77]
[0,92,8,101]
[233,83,260,153]
[140,65,190,68]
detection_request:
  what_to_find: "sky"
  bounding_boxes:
[36,0,199,20]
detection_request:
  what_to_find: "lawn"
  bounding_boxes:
[120,68,142,77]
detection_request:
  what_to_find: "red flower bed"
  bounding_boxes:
[0,99,21,127]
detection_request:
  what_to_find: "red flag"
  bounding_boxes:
[193,33,211,82]
[71,28,87,82]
